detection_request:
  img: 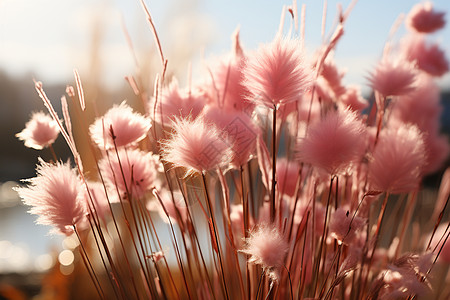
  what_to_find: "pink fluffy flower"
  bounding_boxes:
[377,254,432,299]
[16,111,60,150]
[391,76,449,174]
[392,75,441,133]
[90,101,151,149]
[15,159,87,235]
[402,35,449,77]
[406,2,446,33]
[242,37,312,108]
[150,78,206,126]
[329,207,366,245]
[99,148,159,199]
[296,109,367,175]
[368,59,417,97]
[209,55,254,113]
[161,117,233,177]
[320,59,346,98]
[339,85,369,112]
[240,223,289,281]
[203,106,259,167]
[423,133,450,175]
[368,124,427,194]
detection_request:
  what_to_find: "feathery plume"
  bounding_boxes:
[240,224,289,281]
[243,37,312,108]
[150,78,206,126]
[368,59,417,97]
[368,124,426,194]
[99,148,159,199]
[296,108,367,175]
[90,101,151,149]
[406,2,446,33]
[161,117,233,177]
[16,112,60,150]
[15,159,87,235]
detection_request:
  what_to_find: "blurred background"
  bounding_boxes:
[0,0,449,298]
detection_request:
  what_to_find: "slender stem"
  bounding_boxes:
[312,176,335,297]
[73,226,106,300]
[48,144,58,162]
[427,193,450,251]
[362,192,390,297]
[271,105,278,223]
[153,189,193,299]
[201,173,230,300]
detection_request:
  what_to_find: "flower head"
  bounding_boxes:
[406,2,446,33]
[368,124,426,194]
[368,59,417,97]
[296,109,367,175]
[150,78,206,126]
[209,55,254,113]
[203,106,259,167]
[240,224,289,281]
[243,37,312,108]
[401,35,449,77]
[339,85,369,112]
[329,207,366,245]
[90,101,151,149]
[16,111,60,150]
[99,149,159,199]
[161,117,233,177]
[15,159,87,235]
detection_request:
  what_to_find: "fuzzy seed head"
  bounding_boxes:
[243,37,312,108]
[15,159,87,235]
[161,117,233,177]
[241,224,289,281]
[16,111,60,150]
[90,101,151,149]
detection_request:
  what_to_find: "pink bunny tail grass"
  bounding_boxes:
[339,85,369,112]
[368,59,417,97]
[401,34,449,77]
[16,111,60,150]
[90,101,151,149]
[150,78,206,126]
[406,1,446,34]
[392,75,441,133]
[203,106,259,167]
[15,159,87,235]
[240,223,289,282]
[209,54,254,113]
[368,124,427,194]
[296,108,367,176]
[243,37,312,108]
[161,116,233,177]
[99,148,159,200]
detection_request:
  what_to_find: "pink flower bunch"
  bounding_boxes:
[15,1,450,299]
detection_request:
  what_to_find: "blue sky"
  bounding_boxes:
[0,0,449,93]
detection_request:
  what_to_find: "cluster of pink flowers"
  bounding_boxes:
[15,1,450,299]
